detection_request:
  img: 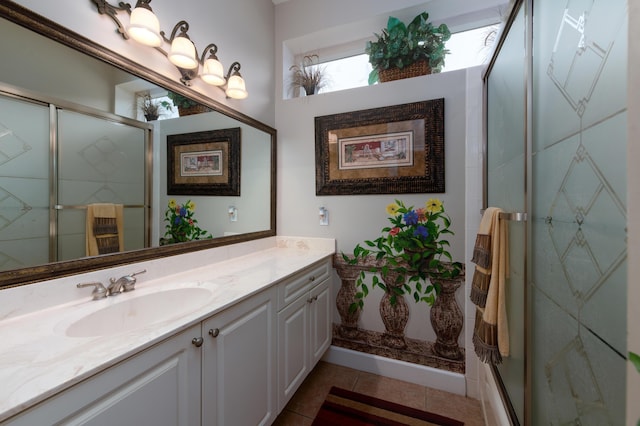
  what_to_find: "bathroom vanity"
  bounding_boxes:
[0,237,334,425]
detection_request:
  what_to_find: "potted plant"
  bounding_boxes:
[343,198,462,310]
[365,11,451,84]
[140,92,172,121]
[289,54,327,96]
[167,91,211,116]
[161,199,212,245]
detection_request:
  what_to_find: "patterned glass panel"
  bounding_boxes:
[0,95,49,269]
[531,0,627,423]
[57,110,146,259]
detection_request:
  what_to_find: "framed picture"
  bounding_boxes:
[314,99,444,195]
[167,127,241,196]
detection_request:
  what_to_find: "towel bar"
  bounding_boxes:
[480,210,528,222]
[54,204,147,210]
[499,212,527,222]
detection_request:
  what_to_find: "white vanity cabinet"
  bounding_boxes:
[277,259,332,411]
[201,286,277,426]
[1,251,335,425]
[6,324,202,426]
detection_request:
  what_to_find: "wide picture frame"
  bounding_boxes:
[314,99,444,195]
[167,127,241,196]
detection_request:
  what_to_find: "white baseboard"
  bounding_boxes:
[479,362,511,425]
[322,345,466,396]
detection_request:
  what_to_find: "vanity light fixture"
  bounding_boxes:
[127,0,162,47]
[164,21,198,70]
[91,0,248,99]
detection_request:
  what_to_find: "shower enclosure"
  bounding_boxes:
[484,0,627,424]
[0,89,150,270]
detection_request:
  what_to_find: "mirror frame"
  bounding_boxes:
[0,2,277,288]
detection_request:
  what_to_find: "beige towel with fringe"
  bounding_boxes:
[471,207,509,364]
[86,203,124,256]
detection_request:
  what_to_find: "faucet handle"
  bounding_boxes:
[130,269,147,278]
[77,282,108,300]
[122,269,147,292]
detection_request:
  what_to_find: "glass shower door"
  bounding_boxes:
[485,0,628,423]
[485,2,527,423]
[57,109,148,260]
[0,95,50,269]
[530,0,627,423]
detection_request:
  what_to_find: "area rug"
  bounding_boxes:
[312,386,464,426]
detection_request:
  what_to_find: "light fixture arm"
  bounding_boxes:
[225,62,242,80]
[91,0,132,39]
[200,43,219,63]
[133,0,153,11]
[161,20,191,44]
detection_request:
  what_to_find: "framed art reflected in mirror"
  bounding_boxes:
[167,128,241,196]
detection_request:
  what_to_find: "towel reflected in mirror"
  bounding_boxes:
[86,203,124,256]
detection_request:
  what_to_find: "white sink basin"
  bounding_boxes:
[63,287,213,338]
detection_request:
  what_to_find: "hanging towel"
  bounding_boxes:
[470,208,497,306]
[86,203,124,256]
[471,207,509,364]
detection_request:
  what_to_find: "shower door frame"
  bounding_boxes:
[481,0,532,424]
[0,83,153,264]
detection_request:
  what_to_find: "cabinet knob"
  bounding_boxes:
[209,328,220,338]
[192,337,204,347]
[309,276,316,282]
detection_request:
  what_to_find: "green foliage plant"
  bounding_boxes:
[343,198,462,311]
[633,351,640,426]
[365,11,451,84]
[163,199,212,243]
[167,91,201,109]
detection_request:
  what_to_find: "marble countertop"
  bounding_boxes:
[0,238,334,422]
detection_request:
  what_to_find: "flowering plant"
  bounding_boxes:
[344,198,462,308]
[162,199,211,244]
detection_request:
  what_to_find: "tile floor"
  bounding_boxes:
[273,361,493,425]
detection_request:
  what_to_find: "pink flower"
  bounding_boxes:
[389,227,401,236]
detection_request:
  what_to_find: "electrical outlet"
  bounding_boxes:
[319,207,329,226]
[228,206,238,222]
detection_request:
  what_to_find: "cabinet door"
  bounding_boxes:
[309,278,331,367]
[277,291,310,412]
[7,325,201,426]
[202,287,276,426]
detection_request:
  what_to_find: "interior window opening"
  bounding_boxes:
[289,23,501,97]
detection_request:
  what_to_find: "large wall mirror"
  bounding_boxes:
[0,3,276,288]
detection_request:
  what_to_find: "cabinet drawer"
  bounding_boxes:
[277,259,330,311]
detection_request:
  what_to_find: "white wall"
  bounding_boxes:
[12,0,276,126]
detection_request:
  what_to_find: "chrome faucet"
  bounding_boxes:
[77,282,108,300]
[107,269,147,296]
